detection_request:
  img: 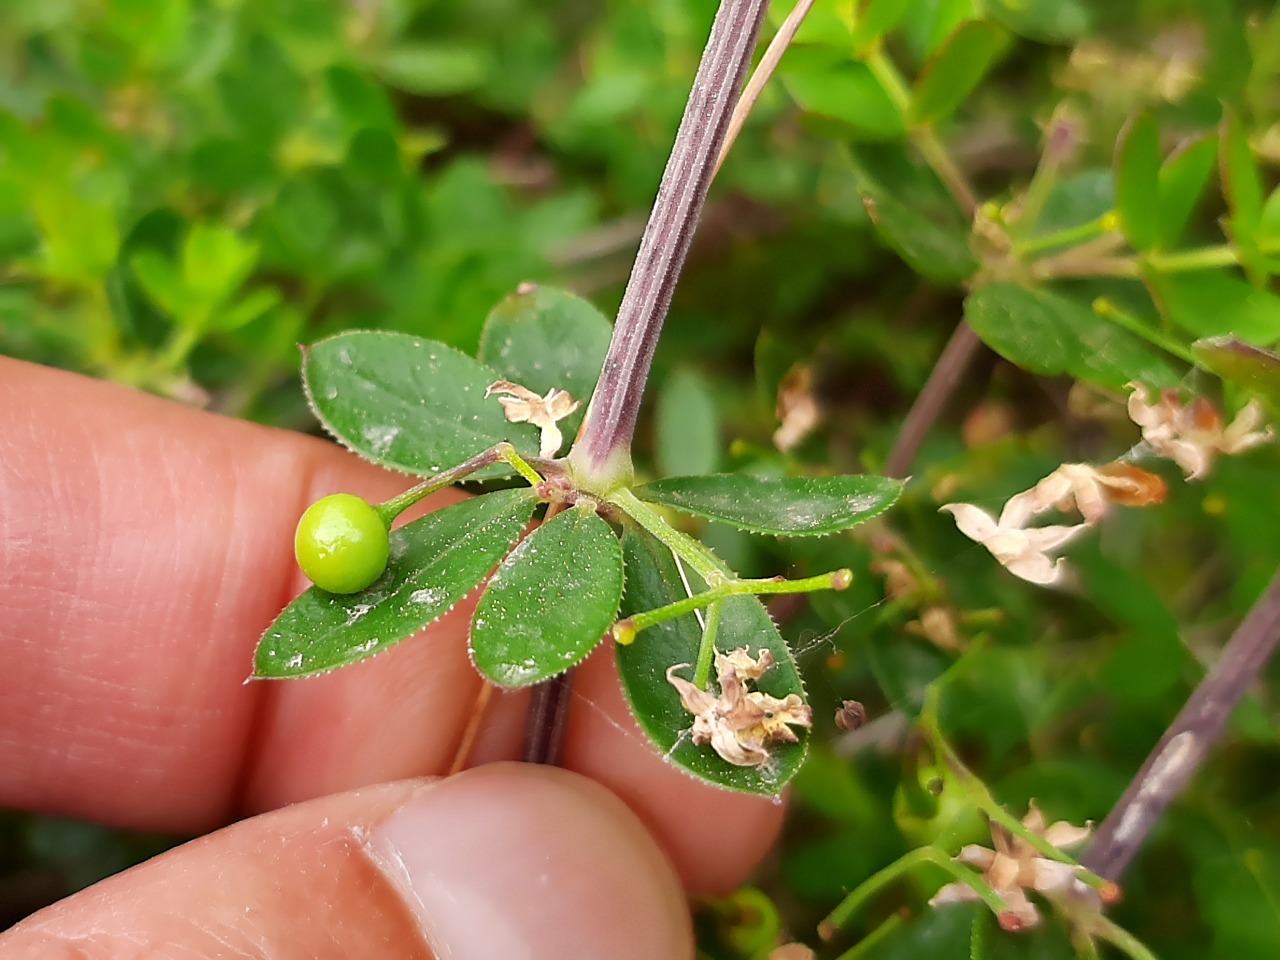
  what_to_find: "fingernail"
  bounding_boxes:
[363,763,691,960]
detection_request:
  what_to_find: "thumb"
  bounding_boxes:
[2,764,693,960]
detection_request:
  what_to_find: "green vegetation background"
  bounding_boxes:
[3,1,1280,957]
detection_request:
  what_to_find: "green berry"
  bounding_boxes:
[294,493,390,594]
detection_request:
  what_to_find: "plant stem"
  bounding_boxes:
[864,49,977,215]
[1017,212,1117,257]
[522,671,575,765]
[715,0,815,176]
[819,846,1005,940]
[621,569,850,636]
[1082,566,1280,881]
[1092,917,1162,960]
[1091,298,1197,366]
[609,488,731,584]
[571,0,769,482]
[884,321,982,479]
[692,600,725,689]
[375,442,544,525]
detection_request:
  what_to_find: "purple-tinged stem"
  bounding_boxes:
[1083,567,1280,880]
[572,0,768,478]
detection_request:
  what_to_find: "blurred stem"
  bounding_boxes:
[571,0,768,484]
[1017,212,1117,257]
[1083,566,1280,880]
[819,846,1006,939]
[1091,298,1197,365]
[831,911,907,960]
[1092,917,1160,960]
[865,49,978,215]
[884,321,982,478]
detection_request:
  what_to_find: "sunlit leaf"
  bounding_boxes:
[303,331,539,476]
[986,0,1090,42]
[254,489,536,678]
[1221,108,1268,284]
[615,529,807,795]
[470,506,623,688]
[637,474,902,536]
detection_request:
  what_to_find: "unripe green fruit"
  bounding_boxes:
[295,493,390,594]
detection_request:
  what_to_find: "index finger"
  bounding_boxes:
[0,358,781,892]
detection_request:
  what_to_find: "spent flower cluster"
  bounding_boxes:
[942,385,1270,586]
[666,647,813,767]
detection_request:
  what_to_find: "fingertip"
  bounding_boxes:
[366,764,692,960]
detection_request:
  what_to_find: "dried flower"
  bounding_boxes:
[486,380,580,458]
[774,365,822,453]
[1003,462,1166,526]
[940,502,1088,586]
[666,647,812,767]
[930,803,1095,930]
[1127,383,1273,480]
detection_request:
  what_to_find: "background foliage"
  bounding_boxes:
[3,0,1280,956]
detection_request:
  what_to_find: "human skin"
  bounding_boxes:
[0,356,785,959]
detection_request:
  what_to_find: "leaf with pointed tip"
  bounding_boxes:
[303,331,539,477]
[636,474,902,536]
[470,507,623,688]
[615,529,807,796]
[255,489,537,678]
[477,284,612,449]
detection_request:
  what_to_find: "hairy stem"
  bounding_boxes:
[571,0,768,480]
[1082,567,1280,880]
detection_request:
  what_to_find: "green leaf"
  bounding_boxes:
[1221,108,1268,283]
[131,249,193,319]
[1261,185,1280,249]
[846,142,978,283]
[985,0,1090,43]
[470,506,623,688]
[1192,336,1280,417]
[375,43,494,97]
[615,529,807,795]
[1155,134,1218,249]
[181,222,257,304]
[303,331,538,476]
[781,48,906,141]
[851,0,912,52]
[254,489,536,678]
[637,473,902,536]
[1146,270,1280,345]
[909,20,1009,126]
[214,286,282,332]
[964,282,1183,392]
[1113,113,1162,252]
[655,368,720,477]
[476,283,612,442]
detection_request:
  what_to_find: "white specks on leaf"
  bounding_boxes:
[361,424,401,455]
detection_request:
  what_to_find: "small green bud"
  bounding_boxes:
[295,493,390,594]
